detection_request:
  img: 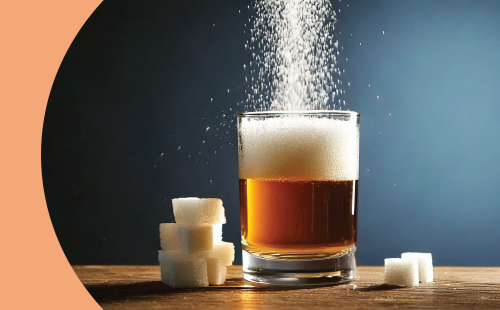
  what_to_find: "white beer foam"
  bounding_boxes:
[239,115,359,181]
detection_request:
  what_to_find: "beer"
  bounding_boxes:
[240,179,357,259]
[238,112,360,261]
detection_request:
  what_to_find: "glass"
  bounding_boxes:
[237,110,360,285]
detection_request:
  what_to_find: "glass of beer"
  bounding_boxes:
[238,111,360,285]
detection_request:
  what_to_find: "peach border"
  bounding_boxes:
[1,1,102,309]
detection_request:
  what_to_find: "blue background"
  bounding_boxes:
[43,0,500,266]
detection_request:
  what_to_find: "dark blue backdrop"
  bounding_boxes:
[43,0,500,266]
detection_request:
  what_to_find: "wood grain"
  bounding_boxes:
[74,266,500,309]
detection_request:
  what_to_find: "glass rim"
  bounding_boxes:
[237,110,359,118]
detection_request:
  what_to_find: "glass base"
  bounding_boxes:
[242,248,356,285]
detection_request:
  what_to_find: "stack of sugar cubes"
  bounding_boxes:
[384,252,433,287]
[158,198,235,288]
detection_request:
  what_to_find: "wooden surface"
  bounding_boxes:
[74,265,500,309]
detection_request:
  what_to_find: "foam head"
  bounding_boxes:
[384,258,419,287]
[177,225,214,254]
[238,114,359,182]
[172,198,226,225]
[206,257,227,286]
[210,241,235,266]
[401,252,433,283]
[159,223,180,252]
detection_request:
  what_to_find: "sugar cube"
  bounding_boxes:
[160,266,168,284]
[384,258,419,287]
[159,223,180,252]
[206,257,227,285]
[173,198,226,225]
[158,250,210,263]
[401,252,433,283]
[213,224,223,243]
[158,251,210,288]
[210,241,235,266]
[178,225,214,254]
[163,258,209,288]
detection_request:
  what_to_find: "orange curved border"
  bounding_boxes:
[1,1,103,309]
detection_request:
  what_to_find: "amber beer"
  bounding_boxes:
[240,179,357,259]
[238,111,360,266]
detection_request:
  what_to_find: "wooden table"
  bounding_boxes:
[74,266,500,309]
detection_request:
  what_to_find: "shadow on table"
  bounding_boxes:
[355,284,403,291]
[84,279,345,303]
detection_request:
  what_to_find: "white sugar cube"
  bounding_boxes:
[158,251,210,288]
[401,252,433,283]
[173,198,226,225]
[163,258,209,288]
[159,223,180,252]
[160,224,220,253]
[206,257,227,285]
[178,225,214,254]
[158,250,210,263]
[210,241,235,266]
[213,224,223,243]
[384,258,419,287]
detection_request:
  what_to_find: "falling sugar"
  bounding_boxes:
[248,0,340,111]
